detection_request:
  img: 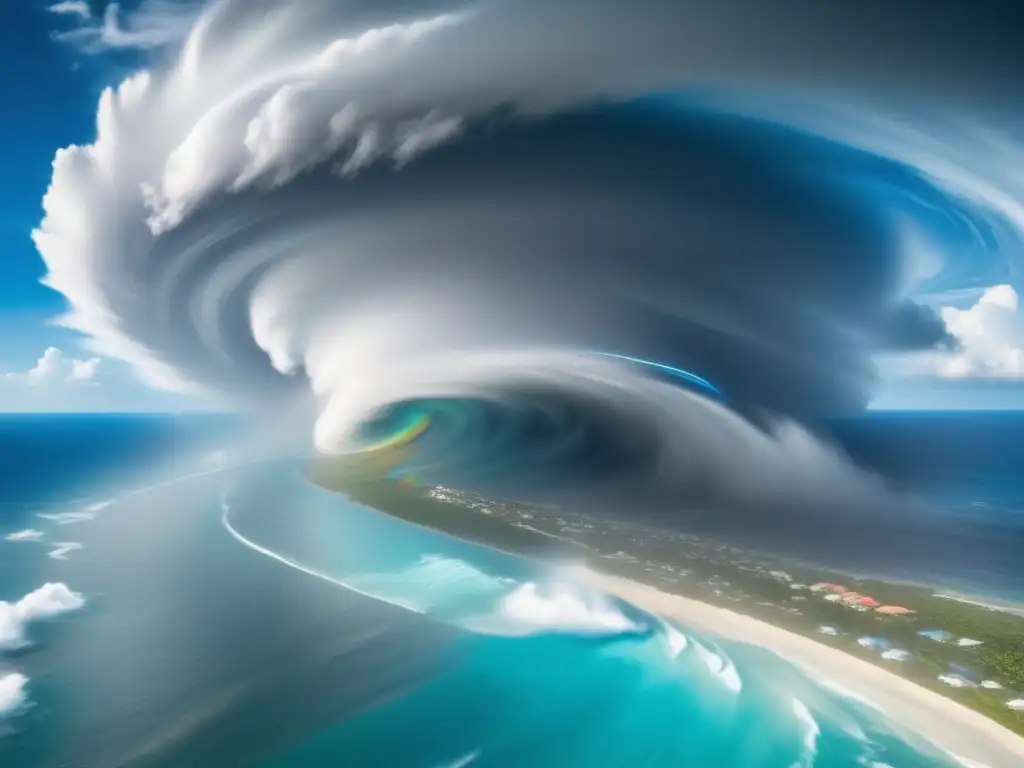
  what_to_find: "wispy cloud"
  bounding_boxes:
[37,510,99,525]
[48,542,84,561]
[48,1,91,20]
[4,530,45,543]
[50,0,202,53]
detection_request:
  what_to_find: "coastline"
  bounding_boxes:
[934,593,1024,618]
[305,466,1024,765]
[584,569,1024,768]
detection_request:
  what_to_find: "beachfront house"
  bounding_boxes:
[938,674,973,688]
[875,605,914,616]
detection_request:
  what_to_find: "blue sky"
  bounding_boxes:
[0,1,198,411]
[2,1,1023,412]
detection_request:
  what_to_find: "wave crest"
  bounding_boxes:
[466,581,648,638]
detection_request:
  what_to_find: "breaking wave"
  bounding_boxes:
[462,581,649,638]
[224,492,644,640]
[344,554,511,616]
[347,555,650,640]
[219,467,993,767]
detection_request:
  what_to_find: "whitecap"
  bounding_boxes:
[692,640,743,693]
[790,698,820,768]
[662,621,689,657]
[474,581,644,638]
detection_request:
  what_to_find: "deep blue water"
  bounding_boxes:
[0,412,1021,767]
[826,411,1024,598]
[0,413,241,506]
[832,411,1024,513]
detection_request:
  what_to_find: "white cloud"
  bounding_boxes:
[3,347,100,386]
[393,111,463,167]
[938,285,1024,379]
[0,583,86,651]
[48,543,83,561]
[38,511,98,525]
[48,1,91,20]
[69,356,101,381]
[30,0,1024,476]
[51,0,201,53]
[4,530,44,543]
[0,673,29,720]
[0,343,206,413]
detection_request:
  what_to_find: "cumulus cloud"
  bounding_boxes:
[0,673,29,720]
[0,583,86,652]
[4,530,45,543]
[51,0,202,53]
[935,285,1024,378]
[878,285,1024,383]
[3,347,100,387]
[0,345,207,413]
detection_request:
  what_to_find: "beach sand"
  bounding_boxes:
[586,570,1024,768]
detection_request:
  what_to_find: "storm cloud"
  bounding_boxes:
[33,0,1024,514]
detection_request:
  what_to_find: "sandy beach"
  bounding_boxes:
[587,570,1024,768]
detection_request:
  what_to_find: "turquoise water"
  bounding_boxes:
[0,415,1017,766]
[222,472,967,768]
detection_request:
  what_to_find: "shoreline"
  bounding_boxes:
[305,468,1024,765]
[584,570,1024,768]
[934,593,1024,618]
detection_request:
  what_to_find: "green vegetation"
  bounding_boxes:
[985,647,1024,688]
[307,458,1024,736]
[594,555,1024,735]
[306,459,584,560]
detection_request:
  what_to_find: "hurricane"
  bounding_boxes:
[37,0,1024,516]
[14,1,1024,766]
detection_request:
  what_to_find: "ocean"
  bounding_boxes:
[0,412,1021,767]
[827,411,1024,599]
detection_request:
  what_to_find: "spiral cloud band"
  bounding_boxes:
[34,0,1024,514]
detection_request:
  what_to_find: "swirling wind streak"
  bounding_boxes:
[33,0,1024,515]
